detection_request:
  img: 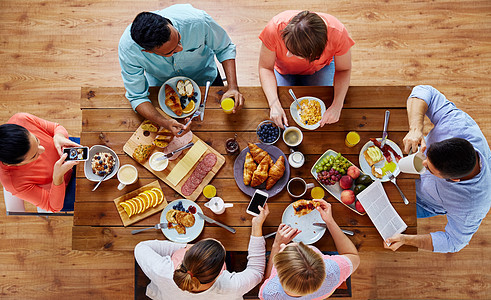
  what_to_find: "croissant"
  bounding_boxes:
[243,152,257,185]
[266,156,285,190]
[251,155,271,187]
[248,143,269,164]
[165,84,183,116]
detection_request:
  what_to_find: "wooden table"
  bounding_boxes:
[73,86,417,252]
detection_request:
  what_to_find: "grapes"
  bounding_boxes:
[315,152,353,186]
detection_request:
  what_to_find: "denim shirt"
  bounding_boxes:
[118,4,236,110]
[410,85,491,253]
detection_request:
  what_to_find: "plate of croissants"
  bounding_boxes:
[158,76,201,119]
[233,143,290,197]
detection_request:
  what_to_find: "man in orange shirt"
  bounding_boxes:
[0,113,80,212]
[259,11,354,128]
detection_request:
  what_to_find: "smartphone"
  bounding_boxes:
[246,189,269,217]
[63,147,89,161]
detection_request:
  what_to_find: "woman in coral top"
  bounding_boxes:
[259,10,354,128]
[0,113,81,212]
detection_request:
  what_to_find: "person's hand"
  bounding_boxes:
[221,88,244,113]
[251,203,270,228]
[403,129,426,154]
[384,234,406,251]
[270,101,288,129]
[320,103,342,126]
[313,199,335,225]
[272,224,301,248]
[52,153,79,186]
[53,133,81,156]
[165,119,190,137]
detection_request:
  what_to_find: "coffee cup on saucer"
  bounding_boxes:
[117,164,138,190]
[282,126,303,147]
[287,177,314,198]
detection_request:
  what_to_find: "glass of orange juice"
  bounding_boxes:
[221,97,235,114]
[203,185,217,199]
[345,131,360,147]
[311,186,325,199]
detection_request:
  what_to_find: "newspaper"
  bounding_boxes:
[356,180,407,241]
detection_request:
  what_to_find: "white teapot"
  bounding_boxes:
[204,197,233,214]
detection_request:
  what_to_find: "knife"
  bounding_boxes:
[155,142,194,161]
[380,110,390,148]
[312,223,355,236]
[197,212,236,233]
[264,231,276,239]
[198,81,211,121]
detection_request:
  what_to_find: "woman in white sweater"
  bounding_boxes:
[134,204,269,300]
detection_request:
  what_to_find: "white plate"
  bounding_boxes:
[310,149,366,215]
[160,199,204,243]
[158,76,201,119]
[84,145,120,182]
[358,138,403,182]
[281,202,326,244]
[289,96,326,130]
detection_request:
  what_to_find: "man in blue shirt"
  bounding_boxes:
[119,4,244,135]
[385,85,490,253]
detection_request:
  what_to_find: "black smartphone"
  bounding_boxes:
[246,189,269,216]
[63,147,89,161]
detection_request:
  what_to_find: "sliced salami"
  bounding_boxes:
[180,152,217,196]
[202,153,217,169]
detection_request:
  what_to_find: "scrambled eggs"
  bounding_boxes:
[298,99,322,125]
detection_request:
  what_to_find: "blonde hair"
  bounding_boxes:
[273,242,326,295]
[282,11,327,62]
[173,239,226,292]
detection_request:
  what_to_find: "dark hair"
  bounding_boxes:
[130,12,172,51]
[173,239,226,292]
[427,138,477,178]
[0,124,31,165]
[281,11,327,62]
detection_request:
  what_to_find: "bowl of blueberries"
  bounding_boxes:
[256,120,281,144]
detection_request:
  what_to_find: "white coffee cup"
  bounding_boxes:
[204,197,233,214]
[282,126,303,147]
[287,177,315,198]
[117,164,138,190]
[399,152,426,174]
[289,151,305,168]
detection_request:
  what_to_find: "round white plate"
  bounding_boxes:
[160,199,204,243]
[281,202,326,245]
[158,76,201,119]
[84,145,120,182]
[358,138,403,182]
[289,96,326,130]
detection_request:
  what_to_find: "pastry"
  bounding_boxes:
[166,209,178,223]
[141,120,159,132]
[165,84,183,116]
[292,199,320,217]
[363,146,383,166]
[251,155,271,187]
[266,156,285,190]
[132,144,155,164]
[153,134,174,148]
[176,211,195,227]
[243,152,257,186]
[248,143,269,164]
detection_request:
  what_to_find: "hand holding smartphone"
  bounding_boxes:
[246,189,269,216]
[63,146,89,161]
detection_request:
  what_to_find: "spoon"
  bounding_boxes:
[92,173,109,191]
[288,89,302,109]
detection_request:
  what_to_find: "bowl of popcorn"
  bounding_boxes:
[289,96,326,130]
[84,145,120,182]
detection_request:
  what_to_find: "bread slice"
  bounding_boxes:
[363,146,383,166]
[141,120,159,132]
[132,144,155,164]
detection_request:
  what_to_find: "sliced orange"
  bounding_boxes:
[182,100,195,114]
[134,196,146,214]
[147,190,159,206]
[143,190,157,207]
[127,199,138,212]
[120,202,133,217]
[151,188,164,206]
[139,192,152,210]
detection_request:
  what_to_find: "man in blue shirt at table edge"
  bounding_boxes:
[385,85,490,253]
[119,4,244,136]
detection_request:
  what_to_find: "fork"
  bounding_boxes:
[177,110,201,135]
[386,171,409,205]
[131,223,168,235]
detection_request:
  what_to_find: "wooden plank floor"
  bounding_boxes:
[0,0,489,299]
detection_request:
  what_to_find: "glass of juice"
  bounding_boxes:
[221,97,235,114]
[345,131,360,147]
[311,186,325,199]
[203,185,217,199]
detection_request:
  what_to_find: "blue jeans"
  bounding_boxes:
[416,194,438,219]
[61,137,79,212]
[274,59,335,86]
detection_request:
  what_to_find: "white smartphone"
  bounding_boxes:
[63,146,89,161]
[246,189,269,217]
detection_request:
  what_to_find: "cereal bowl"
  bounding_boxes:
[84,145,120,182]
[256,120,281,144]
[289,96,326,130]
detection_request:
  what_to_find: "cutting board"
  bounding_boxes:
[113,180,167,227]
[123,118,225,201]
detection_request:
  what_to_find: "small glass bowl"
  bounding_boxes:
[256,120,281,145]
